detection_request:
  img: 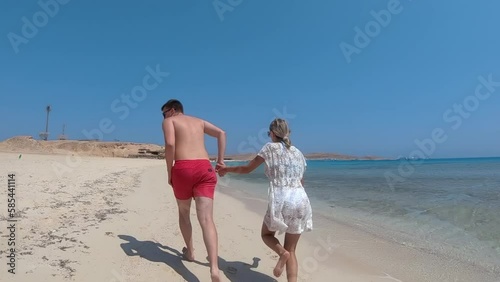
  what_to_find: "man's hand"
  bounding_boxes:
[203,120,226,169]
[215,160,225,169]
[215,161,225,175]
[168,170,172,186]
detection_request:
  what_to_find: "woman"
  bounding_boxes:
[218,118,313,282]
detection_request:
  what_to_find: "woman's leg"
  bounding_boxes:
[283,233,301,282]
[261,222,290,277]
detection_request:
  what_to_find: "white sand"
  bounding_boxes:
[0,152,497,282]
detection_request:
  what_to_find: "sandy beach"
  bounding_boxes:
[0,152,497,282]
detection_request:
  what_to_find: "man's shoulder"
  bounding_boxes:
[170,114,203,123]
[182,114,205,122]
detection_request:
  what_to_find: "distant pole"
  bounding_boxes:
[44,105,51,140]
[58,123,68,140]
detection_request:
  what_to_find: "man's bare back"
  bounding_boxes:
[163,114,226,163]
[167,115,210,160]
[162,99,226,183]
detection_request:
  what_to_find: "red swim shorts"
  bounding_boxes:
[171,159,217,200]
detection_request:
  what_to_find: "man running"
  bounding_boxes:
[161,99,226,282]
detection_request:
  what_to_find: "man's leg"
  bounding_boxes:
[176,198,195,261]
[194,196,220,282]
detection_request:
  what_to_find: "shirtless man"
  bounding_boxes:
[161,99,226,282]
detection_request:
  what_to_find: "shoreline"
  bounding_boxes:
[2,136,499,161]
[217,177,500,282]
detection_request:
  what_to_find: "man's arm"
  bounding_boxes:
[203,120,226,165]
[162,118,175,184]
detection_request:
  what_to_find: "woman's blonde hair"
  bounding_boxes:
[269,118,292,149]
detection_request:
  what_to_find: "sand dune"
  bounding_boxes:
[0,136,164,159]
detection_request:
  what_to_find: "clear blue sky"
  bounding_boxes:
[1,0,499,158]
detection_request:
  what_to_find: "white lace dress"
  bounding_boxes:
[258,142,313,235]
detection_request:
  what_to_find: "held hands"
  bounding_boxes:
[215,161,225,171]
[215,161,227,177]
[217,166,228,177]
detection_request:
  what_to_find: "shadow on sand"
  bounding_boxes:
[217,256,277,282]
[118,235,277,282]
[118,235,206,282]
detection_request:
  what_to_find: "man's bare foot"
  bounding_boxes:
[273,251,290,277]
[210,269,220,282]
[182,247,194,261]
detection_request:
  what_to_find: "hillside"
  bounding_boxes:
[0,136,164,159]
[0,136,383,160]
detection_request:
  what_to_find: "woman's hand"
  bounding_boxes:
[217,166,228,177]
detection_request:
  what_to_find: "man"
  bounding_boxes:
[161,99,226,282]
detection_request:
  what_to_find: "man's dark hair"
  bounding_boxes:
[161,99,184,113]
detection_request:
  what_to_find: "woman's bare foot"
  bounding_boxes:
[210,269,220,282]
[182,247,194,262]
[273,250,290,277]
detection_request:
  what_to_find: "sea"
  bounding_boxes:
[217,157,500,272]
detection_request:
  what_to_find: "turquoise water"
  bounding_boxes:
[219,157,500,271]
